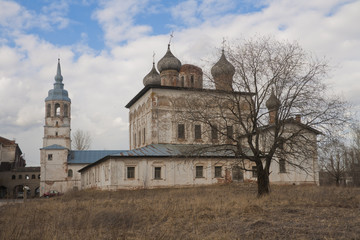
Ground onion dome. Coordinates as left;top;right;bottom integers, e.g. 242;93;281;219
143;62;161;86
266;89;281;110
211;49;235;78
157;44;181;73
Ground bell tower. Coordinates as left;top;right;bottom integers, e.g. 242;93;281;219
43;59;71;149
40;59;72;195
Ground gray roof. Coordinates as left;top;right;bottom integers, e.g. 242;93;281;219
110;143;249;157
41;144;68;150
79;144;251;172
67;150;125;164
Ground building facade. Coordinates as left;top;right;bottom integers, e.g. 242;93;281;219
79;44;320;190
0;136;40;198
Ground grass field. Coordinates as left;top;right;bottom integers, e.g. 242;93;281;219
0;183;359;240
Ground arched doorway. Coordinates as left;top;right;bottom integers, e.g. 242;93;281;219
13;185;24;198
0;186;7;198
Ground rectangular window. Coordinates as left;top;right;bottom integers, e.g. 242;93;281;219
196;166;203;178
127;167;135;179
215;166;222;178
138;131;141;146
211;125;218;140
195;125;201;140
252;166;257;178
279;159;286;173
154;167;161;179
227;126;233;140
143;128;146;144
178;124;185;139
48;154;53;160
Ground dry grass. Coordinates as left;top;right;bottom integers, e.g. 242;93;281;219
0;183;359;240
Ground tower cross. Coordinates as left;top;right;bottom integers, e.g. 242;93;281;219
222;37;226;51
169;31;174;45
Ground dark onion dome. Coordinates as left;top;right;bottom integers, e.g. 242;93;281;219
266;89;281;110
143;62;161;86
211;49;235;78
157;44;182;73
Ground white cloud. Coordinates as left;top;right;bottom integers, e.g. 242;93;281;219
170;0;238;26
0;0;33;29
171;0;200;26
92;0;152;46
40;0;70;29
0;0;70;34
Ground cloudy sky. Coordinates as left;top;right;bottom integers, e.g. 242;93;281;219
0;0;359;166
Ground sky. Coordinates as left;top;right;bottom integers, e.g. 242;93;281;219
0;0;359;166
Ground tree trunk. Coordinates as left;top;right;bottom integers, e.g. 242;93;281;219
257;168;270;197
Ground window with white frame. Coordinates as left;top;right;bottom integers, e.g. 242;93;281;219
279;159;286;173
214;166;222;178
154;167;161;179
196;166;203;178
127;166;135;179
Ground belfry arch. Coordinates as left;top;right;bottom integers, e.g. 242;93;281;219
55;103;61;116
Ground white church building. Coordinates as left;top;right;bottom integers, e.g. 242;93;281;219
40;44;319;195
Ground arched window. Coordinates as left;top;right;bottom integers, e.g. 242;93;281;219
25;175;29;180
46;104;51;117
190;75;194;87
55;103;61;116
12;175;16;180
68;169;73;178
18;175;22;179
64;104;68;117
38;174;40;179
181;76;184;87
32;175;35;179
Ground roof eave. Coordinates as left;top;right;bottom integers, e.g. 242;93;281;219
125;85;255;109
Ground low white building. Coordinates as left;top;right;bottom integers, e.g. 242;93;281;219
79;143;318;190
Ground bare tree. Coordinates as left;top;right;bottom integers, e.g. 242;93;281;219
348;126;360;186
319;138;348;186
176;37;348;196
72;129;92;150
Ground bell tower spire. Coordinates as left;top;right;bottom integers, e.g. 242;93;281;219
55;58;63;83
